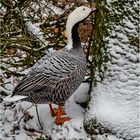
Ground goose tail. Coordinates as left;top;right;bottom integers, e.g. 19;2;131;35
2;94;28;102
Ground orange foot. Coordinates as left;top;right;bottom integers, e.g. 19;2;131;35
49;104;71;125
55;116;71;125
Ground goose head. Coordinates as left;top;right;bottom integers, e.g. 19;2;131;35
66;6;96;50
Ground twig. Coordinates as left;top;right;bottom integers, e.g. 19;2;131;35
86;3;95;64
34;103;44;137
1;65;25;76
28;97;43;134
18;104;34;124
87;2;97;96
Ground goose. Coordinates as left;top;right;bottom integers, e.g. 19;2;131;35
4;6;96;125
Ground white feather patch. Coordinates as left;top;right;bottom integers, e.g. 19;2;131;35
3;95;28;102
65;43;73;50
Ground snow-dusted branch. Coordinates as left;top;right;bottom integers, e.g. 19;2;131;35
0;86;12;95
24;20;48;50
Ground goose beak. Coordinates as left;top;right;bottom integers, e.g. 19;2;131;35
91;8;99;13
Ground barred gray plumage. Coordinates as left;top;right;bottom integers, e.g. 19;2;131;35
12;6;95;106
13;49;87;105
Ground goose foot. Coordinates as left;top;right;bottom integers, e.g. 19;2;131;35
55;116;71;125
54;105;71;125
49;104;71;124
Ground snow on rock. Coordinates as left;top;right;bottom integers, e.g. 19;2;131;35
91;134;123;140
74;83;89;104
84;1;139;140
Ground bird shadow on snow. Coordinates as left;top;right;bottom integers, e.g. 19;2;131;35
0;83;90;140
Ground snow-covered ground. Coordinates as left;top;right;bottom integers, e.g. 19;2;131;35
0;83;89;140
0;83;123;140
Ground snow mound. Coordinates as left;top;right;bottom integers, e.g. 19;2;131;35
84;0;139;140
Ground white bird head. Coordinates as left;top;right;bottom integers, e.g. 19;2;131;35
66;6;96;29
66;6;96;50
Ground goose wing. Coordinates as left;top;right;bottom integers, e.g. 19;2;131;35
13;52;78;95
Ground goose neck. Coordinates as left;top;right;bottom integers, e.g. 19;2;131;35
66;22;81;50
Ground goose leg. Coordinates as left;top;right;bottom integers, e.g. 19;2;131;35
49;103;57;117
49;103;66;117
54;105;71;125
